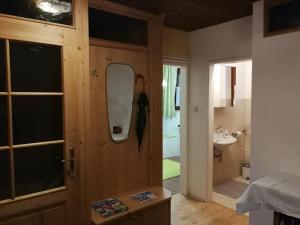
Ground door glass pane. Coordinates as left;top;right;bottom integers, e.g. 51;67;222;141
0;0;73;25
0;40;6;92
0;150;11;201
14;144;64;197
0;97;8;147
10;42;62;92
12;96;63;145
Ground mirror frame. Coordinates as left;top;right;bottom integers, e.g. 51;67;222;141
105;63;136;144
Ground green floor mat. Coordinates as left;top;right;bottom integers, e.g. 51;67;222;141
163;159;180;180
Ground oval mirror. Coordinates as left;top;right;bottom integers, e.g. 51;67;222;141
106;63;135;142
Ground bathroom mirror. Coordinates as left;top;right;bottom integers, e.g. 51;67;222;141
106;63;135;142
213;65;236;108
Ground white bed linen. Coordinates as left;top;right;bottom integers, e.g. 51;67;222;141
236;173;300;219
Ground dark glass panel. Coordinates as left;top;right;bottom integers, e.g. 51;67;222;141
0;97;8;147
0;0;72;25
10;42;62;92
269;0;300;33
14;144;64;197
0;151;11;201
12;96;63;144
89;8;148;47
0;40;6;91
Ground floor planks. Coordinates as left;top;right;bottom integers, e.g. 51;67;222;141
171;194;249;225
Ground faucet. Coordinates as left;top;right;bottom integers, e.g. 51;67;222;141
215;124;224;134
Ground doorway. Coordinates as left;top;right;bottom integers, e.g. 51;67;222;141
210;59;252;209
162;63;188;195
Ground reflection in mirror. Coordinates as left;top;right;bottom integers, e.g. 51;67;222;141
213;64;236;108
107;64;134;142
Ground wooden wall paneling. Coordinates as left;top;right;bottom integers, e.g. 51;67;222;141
89;46;150;202
84;2;165;224
89;0;159;21
86;6;164;222
0;205;65;225
0;213;41;225
62;29;81;225
42;206;65;225
0;191;66;218
89;38;149;53
73;0;90;224
139;201;170;225
148;16;164;187
0;17;64;46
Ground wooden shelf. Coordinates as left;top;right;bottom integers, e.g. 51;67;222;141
91;186;172;225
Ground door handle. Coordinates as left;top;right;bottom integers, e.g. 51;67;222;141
61;148;75;179
61;158;74;163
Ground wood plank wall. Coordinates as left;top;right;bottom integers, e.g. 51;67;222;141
86;0;163;205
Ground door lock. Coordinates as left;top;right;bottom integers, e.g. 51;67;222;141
61;148;75;179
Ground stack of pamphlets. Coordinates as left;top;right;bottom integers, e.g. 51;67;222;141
130;191;157;202
91;198;128;218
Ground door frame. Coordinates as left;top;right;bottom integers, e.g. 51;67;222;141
163;57;189;195
207;56;252;201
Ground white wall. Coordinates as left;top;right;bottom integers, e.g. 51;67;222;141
250;1;300;224
235;61;252;100
188;16;252;200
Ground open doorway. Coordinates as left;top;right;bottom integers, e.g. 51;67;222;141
162;63;188;195
210;59;252;209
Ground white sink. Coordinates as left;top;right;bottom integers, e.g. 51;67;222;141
213;132;237;149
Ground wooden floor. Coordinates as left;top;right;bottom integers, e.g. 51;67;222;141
171;194;249;225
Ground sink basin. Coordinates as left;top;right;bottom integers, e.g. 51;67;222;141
213;132;237;149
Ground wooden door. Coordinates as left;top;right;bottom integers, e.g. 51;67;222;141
0;5;84;225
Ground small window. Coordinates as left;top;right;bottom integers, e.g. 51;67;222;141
12;96;63;145
89;7;148;47
14;144;64;197
10;42;62;92
265;0;300;35
0;0;73;25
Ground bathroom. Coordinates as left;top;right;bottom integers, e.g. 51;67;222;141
211;60;252;209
